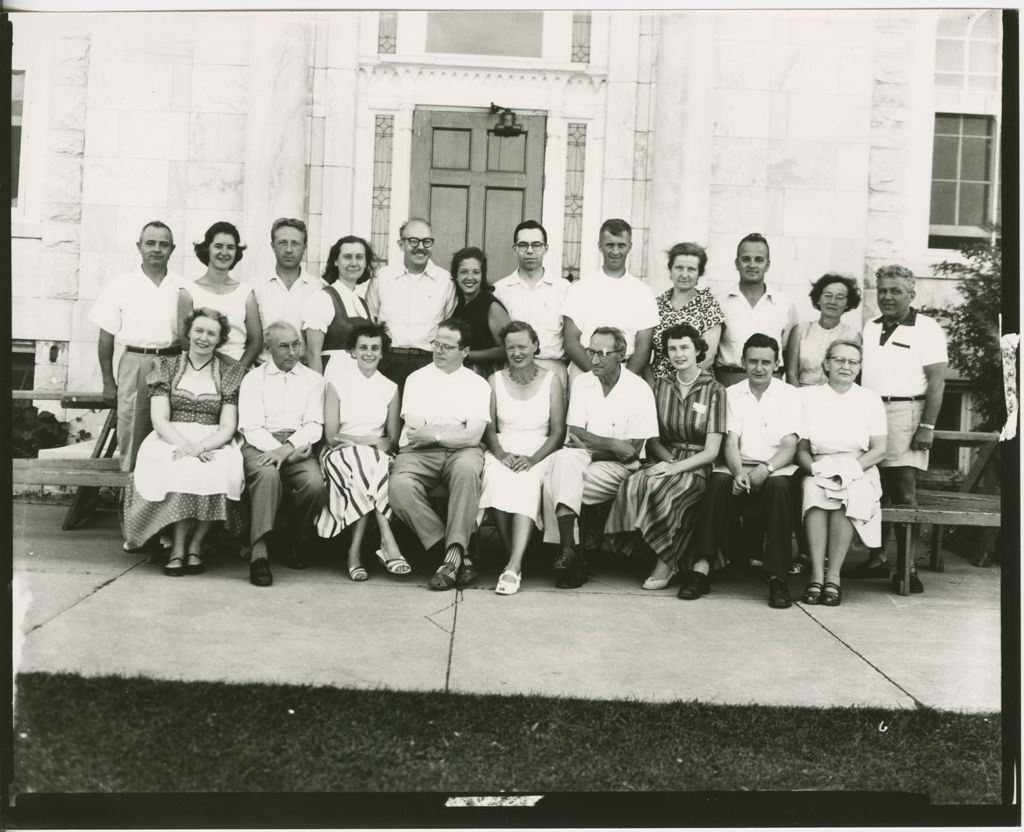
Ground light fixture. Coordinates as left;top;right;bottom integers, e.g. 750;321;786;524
490;103;524;138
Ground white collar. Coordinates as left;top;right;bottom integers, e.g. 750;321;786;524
264;360;302;378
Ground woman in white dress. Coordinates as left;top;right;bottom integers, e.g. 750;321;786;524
316;320;408;581
796;339;888;606
479;321;566;595
122;307;246;576
785;273;863;387
177;222;263;369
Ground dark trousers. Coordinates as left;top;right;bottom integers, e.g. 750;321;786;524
698;472;794;577
379;349;432;396
241;442;327;548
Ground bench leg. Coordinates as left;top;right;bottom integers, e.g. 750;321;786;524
894;525;913;596
929;523;945;572
62;408;118;532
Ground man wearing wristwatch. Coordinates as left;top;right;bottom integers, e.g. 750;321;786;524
692;333;801;608
846;265;948;593
388;318;491;591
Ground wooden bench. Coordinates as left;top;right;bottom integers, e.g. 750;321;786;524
883;429;1001;595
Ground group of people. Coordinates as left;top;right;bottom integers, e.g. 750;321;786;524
91;214;947;604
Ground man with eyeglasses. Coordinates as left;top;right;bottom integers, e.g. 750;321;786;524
715;232;797;388
365;217;455;393
493;220;570;391
846;265;948;593
540;326;658;588
561;218;659;383
389;317;491;591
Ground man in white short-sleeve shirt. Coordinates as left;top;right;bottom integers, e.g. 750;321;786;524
253;218;325;365
541;326;658;588
389;317;490;592
715;233;798;386
365;218;456;392
561;218;658;379
493;219;570;387
88;221;182;472
695;333;801;608
846;265;948;593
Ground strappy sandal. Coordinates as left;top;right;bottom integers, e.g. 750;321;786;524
788;554;810;575
164;556;185;577
821;581;842;607
376;548;411;575
348;564;369;582
801;581;823;605
428;561;459;591
184;552;205;575
495;570;522;596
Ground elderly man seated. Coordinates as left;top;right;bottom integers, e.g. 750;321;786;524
238;321;327;587
693;333;801;608
541;326;658;588
388;317;491;591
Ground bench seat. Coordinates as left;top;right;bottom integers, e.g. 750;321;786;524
13;458;126;488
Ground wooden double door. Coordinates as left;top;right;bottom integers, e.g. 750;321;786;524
410;108;547;282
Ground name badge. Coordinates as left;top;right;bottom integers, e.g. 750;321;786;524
692;402;707;414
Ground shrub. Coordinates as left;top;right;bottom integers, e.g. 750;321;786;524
12;400;70;458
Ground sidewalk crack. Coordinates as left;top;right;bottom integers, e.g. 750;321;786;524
444;590;461;692
23;560;146;636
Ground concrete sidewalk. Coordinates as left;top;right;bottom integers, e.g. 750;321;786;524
12;502;1002;712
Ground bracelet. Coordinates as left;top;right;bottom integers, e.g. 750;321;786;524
919;423;935;430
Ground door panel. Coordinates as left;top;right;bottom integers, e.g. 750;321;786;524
411;109;545;282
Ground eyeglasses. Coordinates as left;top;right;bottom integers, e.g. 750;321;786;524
430;340;460;353
820;293;848;302
514;242;546;252
402;237;434;250
585;347;623;359
828;357;861;366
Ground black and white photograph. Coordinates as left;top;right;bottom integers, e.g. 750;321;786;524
5;2;1018;826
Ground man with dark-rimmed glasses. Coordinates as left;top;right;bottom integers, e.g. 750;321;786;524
366;217;455;393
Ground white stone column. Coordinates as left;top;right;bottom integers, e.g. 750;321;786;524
241;16;314;282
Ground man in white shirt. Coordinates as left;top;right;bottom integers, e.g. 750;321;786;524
715;233;798;387
89;221;182;472
541;327;658;589
365;217;456;392
561;218;659;380
695;333;801;608
253;218;325;364
389;318;491;591
238;321;327;587
493;220;570;390
847;265;948;593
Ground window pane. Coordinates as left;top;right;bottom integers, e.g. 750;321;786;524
935;39;964;71
971;9;1001;40
937;10;971;36
426;11;543;58
969;42;1001;74
967;74;999;91
932;135;960;179
930;181;957;225
935;114;961;135
957;183;989;226
962;115;993;137
960;136;992;181
934;72;963;88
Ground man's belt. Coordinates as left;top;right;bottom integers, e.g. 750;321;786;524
880;395;926;403
389;347;431;355
124;345;181;356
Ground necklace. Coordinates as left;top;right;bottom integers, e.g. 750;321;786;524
676;367;700;386
188;355;214;372
509;365;539;386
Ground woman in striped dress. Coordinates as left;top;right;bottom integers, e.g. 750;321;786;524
604;323;727;590
315;320;408;581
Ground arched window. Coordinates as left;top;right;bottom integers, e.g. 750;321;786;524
934;9;1001;91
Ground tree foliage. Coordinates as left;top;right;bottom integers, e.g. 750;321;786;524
12;401;70;458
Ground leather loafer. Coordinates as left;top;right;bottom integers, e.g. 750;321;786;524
249;558;273;587
677;572;710;600
456;558;478;588
768;576;793;609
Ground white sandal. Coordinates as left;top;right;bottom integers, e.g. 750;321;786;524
494;570;522;595
642;568;678;591
375;548;411;575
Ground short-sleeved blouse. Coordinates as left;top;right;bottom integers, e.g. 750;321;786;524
147;352;244;426
323;359;397;437
795;320;863;386
653;372;727;454
800;382;887;456
651;288;725;380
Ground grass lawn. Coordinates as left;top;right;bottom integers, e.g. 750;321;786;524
12;671;1001;806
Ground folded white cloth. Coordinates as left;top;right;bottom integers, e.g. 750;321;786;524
803;453;882;546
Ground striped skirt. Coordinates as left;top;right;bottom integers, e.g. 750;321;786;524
316;444;392;539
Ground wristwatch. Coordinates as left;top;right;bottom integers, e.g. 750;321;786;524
762;462;775;474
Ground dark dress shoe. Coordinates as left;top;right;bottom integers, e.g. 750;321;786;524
554;553;588;588
842;560;889;579
677;572;710;600
284;549;307;570
249;558;273;587
456;558;478;588
891;572;924;594
768;576;793;609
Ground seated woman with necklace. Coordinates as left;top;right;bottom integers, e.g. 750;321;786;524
122;307;247;576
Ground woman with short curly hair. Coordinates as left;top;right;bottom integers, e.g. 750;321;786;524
784;273;862;387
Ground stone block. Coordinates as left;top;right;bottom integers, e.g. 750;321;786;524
325;11;361;69
166;160;188;210
44;203;83;224
45;155;84;205
864;211;903;258
704;232;741;282
171;64;193;112
766;140;836;189
39;251;79;299
47;128;86;156
67;339;105;392
874;30;913;58
319;166;354;237
636;33;655;83
714;11;778;42
600;178;633;220
830;237;867;277
709;185;771;234
630;180;649;231
11;237;43;300
602;84;639;180
784;235;832;284
71;298;102;342
634;81;652;132
42;222;81;253
606;13;640;81
711;137;768;187
873;54;912;84
787;93;871;143
782;189;867;239
82;157;168;208
87;61;174;111
48;84;88;132
765;187;785;236
872;80;911;109
310;117;326;168
188;112;248;163
185;162;245;210
786;13;873;46
713;88;772;139
867;147;906;193
771;43;839;94
51;63;89;86
632;131;650;182
867;190;907;213
838;47;874;95
52;35;90;65
117;111;190;161
34;340;68;367
116;207;185;253
193;16;253;66
834;143;871;191
190;65;250;114
871;106;909;132
311;67;327;118
715;40;773;91
12;297;74;340
305;214;323;270
322;70;358;167
868;124;910;150
308;167;324;217
90;15;194;63
84;107;119;157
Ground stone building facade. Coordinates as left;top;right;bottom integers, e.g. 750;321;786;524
10;9;1003;442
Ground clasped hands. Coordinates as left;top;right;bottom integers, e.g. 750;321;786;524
732;462;771;495
256;443;312;469
171;441;216;463
498;452;534;472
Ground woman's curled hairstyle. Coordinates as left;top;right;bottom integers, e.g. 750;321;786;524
323;235;376;285
193;221;245;268
184;306;231;350
661;322;708;364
